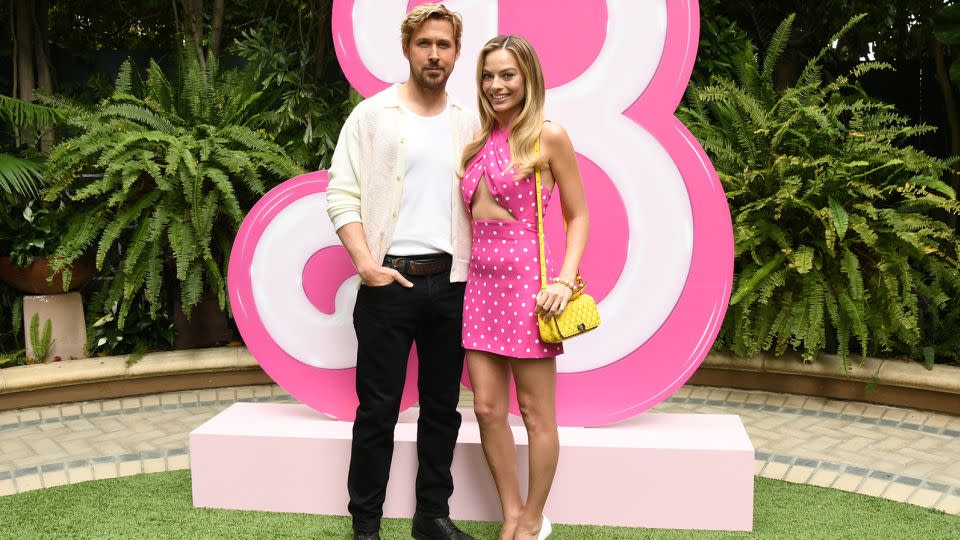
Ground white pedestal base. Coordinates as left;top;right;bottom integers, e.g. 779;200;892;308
190;403;754;531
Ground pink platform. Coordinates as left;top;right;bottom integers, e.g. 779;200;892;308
190;403;754;531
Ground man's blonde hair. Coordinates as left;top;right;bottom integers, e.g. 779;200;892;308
400;3;463;51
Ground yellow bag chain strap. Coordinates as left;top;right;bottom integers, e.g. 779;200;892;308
535;139;549;292
534;138;582;293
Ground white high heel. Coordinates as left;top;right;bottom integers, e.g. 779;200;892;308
537;516;552;539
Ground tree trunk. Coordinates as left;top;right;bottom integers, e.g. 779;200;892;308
12;0;36;147
9;0;53;151
934;44;960;166
9;0;19;146
933;41;960;228
32;0;53;152
179;0;206;69
210;0;224;58
170;0;182;38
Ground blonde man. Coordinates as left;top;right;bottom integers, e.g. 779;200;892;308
326;4;478;540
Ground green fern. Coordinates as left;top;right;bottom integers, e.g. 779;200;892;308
11;296;23;337
680;15;960;368
0;94;66;130
28;313;54;362
44;48;304;328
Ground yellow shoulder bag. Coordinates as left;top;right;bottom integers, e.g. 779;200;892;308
534;139;600;343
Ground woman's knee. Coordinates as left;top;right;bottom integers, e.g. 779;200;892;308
473;398;508;426
517;397;556;433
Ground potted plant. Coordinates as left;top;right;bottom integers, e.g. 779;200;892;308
43;49;303;345
0;193;95;294
0;93;94;362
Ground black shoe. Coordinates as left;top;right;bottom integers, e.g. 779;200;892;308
411;514;474;540
353;530;381;540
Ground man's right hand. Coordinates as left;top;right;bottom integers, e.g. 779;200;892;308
334;223;415;289
358;264;415;288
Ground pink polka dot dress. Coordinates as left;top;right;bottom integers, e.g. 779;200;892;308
460;126;563;358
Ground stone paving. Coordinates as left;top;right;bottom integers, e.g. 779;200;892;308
1;384;959;516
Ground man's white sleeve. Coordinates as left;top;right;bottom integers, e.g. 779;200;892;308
326;110;363;231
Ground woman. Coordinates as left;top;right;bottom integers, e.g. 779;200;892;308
458;35;589;540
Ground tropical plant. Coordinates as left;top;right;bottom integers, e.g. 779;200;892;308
692;11;755;84
28;312;54;362
680;15;960;370
0;94;66;197
229;19;358;170
0;94;65;133
0;196;73;268
935;3;960;87
0;93;77;362
0;289;24;361
85;291;175;363
43;49;303;328
0;153;43;198
0;349;25;367
702;0;960;187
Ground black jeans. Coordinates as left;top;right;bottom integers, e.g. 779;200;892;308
348;268;466;533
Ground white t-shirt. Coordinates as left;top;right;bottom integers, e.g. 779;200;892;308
388;105;456;256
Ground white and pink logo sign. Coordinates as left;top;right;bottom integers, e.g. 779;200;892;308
228;0;733;426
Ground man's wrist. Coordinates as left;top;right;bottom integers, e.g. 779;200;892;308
357;261;381;280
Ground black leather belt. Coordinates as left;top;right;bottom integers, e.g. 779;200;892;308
383;254;452;276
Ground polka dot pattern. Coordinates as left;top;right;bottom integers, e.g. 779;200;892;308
460;126;563;359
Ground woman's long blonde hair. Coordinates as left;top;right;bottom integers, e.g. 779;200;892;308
459;35;546;179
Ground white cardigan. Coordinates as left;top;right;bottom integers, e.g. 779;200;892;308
326;85;480;282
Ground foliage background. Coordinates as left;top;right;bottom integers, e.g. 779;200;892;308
2;1;960;367
0;0;347;361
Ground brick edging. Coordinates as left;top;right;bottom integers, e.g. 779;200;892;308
693;353;960;416
2;347;959;413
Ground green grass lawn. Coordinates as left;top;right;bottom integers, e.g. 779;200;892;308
0;471;957;539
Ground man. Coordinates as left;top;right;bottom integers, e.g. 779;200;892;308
326;4;479;540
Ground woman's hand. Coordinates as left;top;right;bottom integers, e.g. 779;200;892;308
536;282;574;319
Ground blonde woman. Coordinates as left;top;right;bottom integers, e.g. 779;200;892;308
459;35;588;540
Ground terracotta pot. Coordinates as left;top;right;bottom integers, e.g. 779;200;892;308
0;257;95;295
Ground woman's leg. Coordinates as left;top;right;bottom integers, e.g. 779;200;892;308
510;357;558;539
467;350;524;539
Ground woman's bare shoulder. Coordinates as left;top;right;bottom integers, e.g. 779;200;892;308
541;121;572;151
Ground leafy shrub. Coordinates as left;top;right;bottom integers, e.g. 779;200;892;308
0;196;72;268
680;15;960;370
692;8;755;84
229;20;359;170
0;94;64;198
85;294;175;364
44;49;303;327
